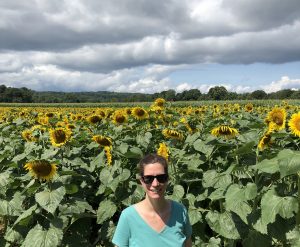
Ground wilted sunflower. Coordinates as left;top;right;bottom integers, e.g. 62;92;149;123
132;107;149;120
266;107;286;131
24;160;57;181
162;129;184;140
104;146;112;165
157;142;169;160
258;133;272;150
87;115;102;124
49;128;72;147
92;135;112;147
154;98;166;107
211;125;239;139
112;110;127;125
288;112;300;137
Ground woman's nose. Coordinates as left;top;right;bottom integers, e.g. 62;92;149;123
152;178;159;186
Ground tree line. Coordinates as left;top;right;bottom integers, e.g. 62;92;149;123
0;84;300;103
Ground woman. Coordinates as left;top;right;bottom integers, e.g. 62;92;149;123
112;153;192;247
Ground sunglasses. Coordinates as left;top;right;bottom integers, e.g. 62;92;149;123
141;174;168;184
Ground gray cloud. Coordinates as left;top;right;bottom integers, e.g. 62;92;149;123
0;0;300;92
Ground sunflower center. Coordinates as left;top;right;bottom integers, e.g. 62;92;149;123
116;115;126;123
273;115;283;125
53;129;67;143
32;161;52;176
136;109;145;116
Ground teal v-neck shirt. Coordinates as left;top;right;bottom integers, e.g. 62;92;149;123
112;200;192;247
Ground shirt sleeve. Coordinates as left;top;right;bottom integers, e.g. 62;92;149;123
183;205;192;238
112;210;130;247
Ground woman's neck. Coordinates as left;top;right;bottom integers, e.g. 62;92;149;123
144;196;169;214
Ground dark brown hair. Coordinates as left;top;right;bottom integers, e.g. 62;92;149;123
138;153;168;176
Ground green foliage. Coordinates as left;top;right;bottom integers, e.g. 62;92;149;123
1;100;300;246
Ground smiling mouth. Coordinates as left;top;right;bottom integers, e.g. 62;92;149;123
150;188;161;193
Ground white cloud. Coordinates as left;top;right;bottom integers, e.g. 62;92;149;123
262;76;300;93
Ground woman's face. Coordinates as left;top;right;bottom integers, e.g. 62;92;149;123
140;162;168;200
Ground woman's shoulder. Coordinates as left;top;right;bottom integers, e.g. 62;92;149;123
120;204;136;217
170;200;187;210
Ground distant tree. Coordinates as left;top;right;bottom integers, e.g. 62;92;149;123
207;86;228;100
227;92;238;100
290;90;300;99
251;90;267;99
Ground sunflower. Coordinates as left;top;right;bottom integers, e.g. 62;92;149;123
87;115;102;124
22;129;37;142
266;107;286;131
211;125;239;139
154;98;166;107
49;128;72;147
24;160;57;181
37;116;49;125
157;142;169;160
245;103;253;112
258;133;272;150
288;112;300;137
45;112;55;118
92;135;112;147
132;107;149;120
162;129;184;140
112;110;128;125
104;146;112;165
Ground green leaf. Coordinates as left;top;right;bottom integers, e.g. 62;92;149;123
136;132;152;149
21;224;63;247
188;208;202;225
124;146;143;158
225;184;256;223
193;139;214;157
13;205;37;226
35;186;66;214
170;185;185;200
234;141;255;155
65;184;79;194
205;211;242;239
278;149;300;178
261;188;298;225
0;171;11;187
252;157;279;174
97;200;117;224
99;167;114;185
0;193;24;216
202;170;232;189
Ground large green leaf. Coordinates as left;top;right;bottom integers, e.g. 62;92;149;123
261;189;298;225
225;184;256;223
188;207;202;225
21;224;63;247
0;192;24;216
97;200;117;224
202;170;232;189
234;141;256;156
167;184;185;201
13;205;37;226
277;149;300;178
193;139;214;157
35;186;66;214
252;157;279;174
205;211;242;240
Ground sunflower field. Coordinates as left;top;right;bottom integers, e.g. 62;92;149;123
1;99;300;246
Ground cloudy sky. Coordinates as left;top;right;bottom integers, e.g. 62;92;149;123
1;0;300;94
